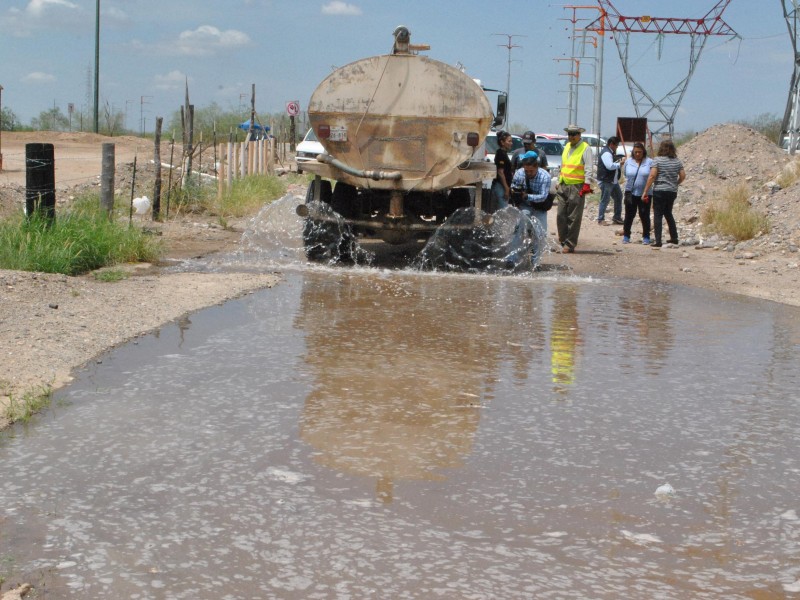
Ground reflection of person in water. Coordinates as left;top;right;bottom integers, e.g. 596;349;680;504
550;285;581;394
617;286;673;375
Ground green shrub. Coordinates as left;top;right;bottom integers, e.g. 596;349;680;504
702;184;770;241
0;199;162;275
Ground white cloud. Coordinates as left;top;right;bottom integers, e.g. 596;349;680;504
175;25;252;56
322;1;362;16
23;71;57;84
26;0;79;18
1;0;83;36
153;70;190;91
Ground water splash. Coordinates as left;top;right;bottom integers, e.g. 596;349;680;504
413;206;546;274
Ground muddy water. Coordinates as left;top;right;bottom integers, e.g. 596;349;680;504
2;197;800;598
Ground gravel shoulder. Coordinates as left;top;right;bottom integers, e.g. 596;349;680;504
2;126;799;430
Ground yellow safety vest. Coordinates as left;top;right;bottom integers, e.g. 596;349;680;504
560;141;589;184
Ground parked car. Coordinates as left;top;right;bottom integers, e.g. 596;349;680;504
536;133;568;146
481;131;525;163
295;128;325;174
533;140;565;178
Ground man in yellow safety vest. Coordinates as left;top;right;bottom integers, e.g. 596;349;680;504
557;124;595;253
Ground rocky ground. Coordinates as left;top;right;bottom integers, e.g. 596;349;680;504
1;124;799;434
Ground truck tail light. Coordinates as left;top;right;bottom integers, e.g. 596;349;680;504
318;124;330;139
467;132;479;147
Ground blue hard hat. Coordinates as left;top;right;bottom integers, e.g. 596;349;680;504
521;150;539;161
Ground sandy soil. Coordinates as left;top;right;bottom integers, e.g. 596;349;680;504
1;127;799;433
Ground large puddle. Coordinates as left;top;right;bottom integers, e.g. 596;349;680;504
2;195;800;599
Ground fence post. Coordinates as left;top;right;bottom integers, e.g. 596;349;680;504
227;142;234;188
217;143;226;200
99;142;115;216
268;137;275;175
153;117;163;220
25;143;56;223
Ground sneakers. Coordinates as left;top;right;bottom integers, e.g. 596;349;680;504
561;244;575;253
612;218;624;225
652;242;662;248
622;236;631;244
667;239;679;245
642;236;651;245
597;220;608;226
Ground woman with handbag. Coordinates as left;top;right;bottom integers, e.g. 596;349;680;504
642;140;686;248
621;142;653;245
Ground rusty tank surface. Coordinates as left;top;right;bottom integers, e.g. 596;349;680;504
298;26;508;255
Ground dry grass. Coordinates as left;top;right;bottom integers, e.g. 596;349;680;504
776;158;800;189
701;184;770;241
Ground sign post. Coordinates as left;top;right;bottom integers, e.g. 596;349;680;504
286;101;299;152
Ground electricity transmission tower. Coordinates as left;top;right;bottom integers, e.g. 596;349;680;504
587;0;738;139
781;0;800;154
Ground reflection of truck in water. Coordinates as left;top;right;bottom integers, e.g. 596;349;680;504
297;26;509;261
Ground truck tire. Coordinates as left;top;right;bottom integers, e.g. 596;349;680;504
302;180;353;262
304;180;332;204
331;182;358;220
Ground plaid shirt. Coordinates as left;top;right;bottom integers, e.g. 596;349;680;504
511;168;551;206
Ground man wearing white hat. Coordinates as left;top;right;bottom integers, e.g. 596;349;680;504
556;124;594;253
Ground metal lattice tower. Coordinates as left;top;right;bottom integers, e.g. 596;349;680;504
587;0;737;139
781;1;800;154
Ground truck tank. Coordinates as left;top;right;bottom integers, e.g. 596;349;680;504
299;26;505;252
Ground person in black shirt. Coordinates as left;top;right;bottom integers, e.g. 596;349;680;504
491;131;514;211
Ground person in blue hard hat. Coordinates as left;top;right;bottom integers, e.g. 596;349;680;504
511;151;553;265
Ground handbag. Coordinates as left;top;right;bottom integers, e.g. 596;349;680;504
521;174;555;211
625;162;642;205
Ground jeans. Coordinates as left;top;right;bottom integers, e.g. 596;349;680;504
491;180;509;212
597;180;623;222
521;206;548;265
652;190;678;244
622;193;651;238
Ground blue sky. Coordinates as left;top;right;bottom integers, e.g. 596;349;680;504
0;0;792;137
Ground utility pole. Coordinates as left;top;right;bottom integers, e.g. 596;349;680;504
781;0;800;154
125;99;134;132
93;0;100;133
562;6;604;135
140;95;152;136
492;33;525;128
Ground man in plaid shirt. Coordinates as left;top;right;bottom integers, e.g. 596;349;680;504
511;151;552;265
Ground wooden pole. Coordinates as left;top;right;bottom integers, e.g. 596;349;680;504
153;117;163;220
165;137;175;218
100;142;115;217
217;143;225;200
128;154;137;226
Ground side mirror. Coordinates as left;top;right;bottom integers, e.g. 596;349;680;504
493;93;507;128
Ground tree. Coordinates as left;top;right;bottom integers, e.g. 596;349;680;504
1;106;19;131
31;107;70;132
101;101;125;136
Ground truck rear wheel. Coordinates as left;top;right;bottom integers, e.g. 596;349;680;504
302;180;353;262
304;180;332;204
331;182;358;220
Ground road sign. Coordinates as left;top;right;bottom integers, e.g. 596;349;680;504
286;101;300;116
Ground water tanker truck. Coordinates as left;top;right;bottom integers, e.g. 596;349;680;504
297;26;520;264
